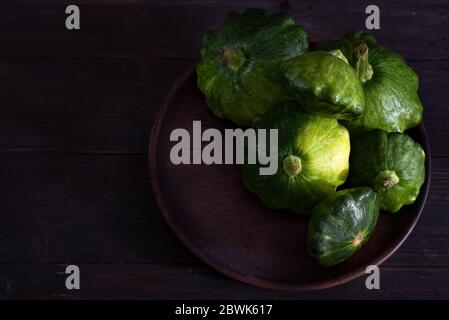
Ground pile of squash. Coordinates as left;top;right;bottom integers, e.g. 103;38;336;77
196;9;426;266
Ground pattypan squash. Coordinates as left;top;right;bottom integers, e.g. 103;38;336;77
318;32;423;134
243;102;350;214
197;9;309;127
282;50;364;120
307;187;380;267
347;130;426;213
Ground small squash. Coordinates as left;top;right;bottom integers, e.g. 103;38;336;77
347;130;426;213
307;187;380;267
317;32;423;134
196;9;309;127
243;102;350;214
282;50;364;120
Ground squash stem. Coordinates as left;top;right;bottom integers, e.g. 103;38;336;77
219;47;246;72
354;43;373;83
352;232;365;247
283;155;302;177
328;49;349;64
374;170;399;189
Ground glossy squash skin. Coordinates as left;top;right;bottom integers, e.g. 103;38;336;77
197;9;309;127
307;187;380;267
318;32;423;134
282;50;364;121
242;102;350;214
347;130;426;213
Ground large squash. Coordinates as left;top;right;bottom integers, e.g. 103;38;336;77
282;50;364;120
318;32;423;134
307;187;380;267
243;102;350;214
197;9;309;127
347;130;426;213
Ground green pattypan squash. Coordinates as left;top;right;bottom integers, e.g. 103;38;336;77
196;9;309;126
282;50;364;120
243;102;350;214
347;130;426;213
317;32;423;134
307;187;380;267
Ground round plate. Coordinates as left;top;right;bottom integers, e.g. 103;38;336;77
149;65;431;291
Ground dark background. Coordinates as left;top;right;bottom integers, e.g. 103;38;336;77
0;0;448;299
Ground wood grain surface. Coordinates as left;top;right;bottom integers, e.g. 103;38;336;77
0;0;448;299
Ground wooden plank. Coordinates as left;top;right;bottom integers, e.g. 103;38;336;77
0;154;197;264
0;59;192;153
0;59;447;156
1;263;449;299
0;154;446;267
0;1;447;59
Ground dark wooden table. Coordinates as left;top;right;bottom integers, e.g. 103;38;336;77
0;0;448;299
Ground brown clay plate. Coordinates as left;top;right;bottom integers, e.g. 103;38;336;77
149;65;431;291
